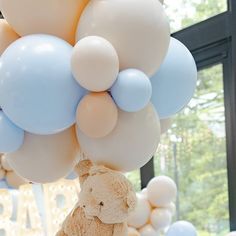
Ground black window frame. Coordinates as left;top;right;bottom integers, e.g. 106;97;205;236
141;0;236;231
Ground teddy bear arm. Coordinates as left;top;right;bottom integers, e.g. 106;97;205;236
113;223;128;236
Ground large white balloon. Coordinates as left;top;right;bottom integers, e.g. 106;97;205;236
77;104;160;172
147;176;177;207
128;194;152;228
7;126;79;183
76;0;170;77
150;208;172;230
6;171;28;189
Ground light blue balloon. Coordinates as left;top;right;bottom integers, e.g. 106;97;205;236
66;171;78;180
0;111;24;153
166;221;198;236
111;69;152;112
0;180;8;189
0;34;86;135
151;37;197;119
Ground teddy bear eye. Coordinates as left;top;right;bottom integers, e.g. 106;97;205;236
89;188;93;193
99;201;104;206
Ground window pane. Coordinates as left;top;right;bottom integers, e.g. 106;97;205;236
164;0;227;32
126;170;141;192
154;64;229;235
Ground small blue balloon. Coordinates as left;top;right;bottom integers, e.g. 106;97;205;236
111;69;152;112
0;180;8;189
0;111;24;153
151;37;197;119
166;221;198;236
0;34;86;135
66;171;78;180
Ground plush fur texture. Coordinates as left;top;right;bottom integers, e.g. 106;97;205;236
56;160;137;236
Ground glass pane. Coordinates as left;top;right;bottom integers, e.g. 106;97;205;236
164;0;227;32
154;64;229;235
126;170;141;192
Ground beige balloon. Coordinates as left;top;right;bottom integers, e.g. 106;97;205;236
7;126;79;183
0;19;19;55
6;171;28;189
1;155;13;171
76;0;170;77
71;36;119;91
0;0;89;44
160;118;173;134
150;208;172;230
77;103;161;172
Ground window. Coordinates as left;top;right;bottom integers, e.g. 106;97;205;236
154;64;229;235
164;0;227;32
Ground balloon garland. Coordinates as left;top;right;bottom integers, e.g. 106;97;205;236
0;0;197;235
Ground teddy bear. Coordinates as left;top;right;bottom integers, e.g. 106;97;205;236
56;160;137;236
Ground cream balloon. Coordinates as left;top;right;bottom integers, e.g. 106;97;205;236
76;0;170;76
0;19;19;55
128;194;152;228
77;103;161;172
147;176;177;207
0;0;89;44
160;118;173;134
165;202;176;216
139;225;160;236
7;126;79;183
6;171;28;189
1;155;13;171
71;36;119;91
150;208;172;230
0;168;5;180
128;227;140;236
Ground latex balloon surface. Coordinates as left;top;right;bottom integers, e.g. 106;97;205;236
0;0;89;44
151;37;197;118
77;0;170;76
0;34;85;135
7;126;79;183
77;103;160;172
71;36;119;91
166;221;197;236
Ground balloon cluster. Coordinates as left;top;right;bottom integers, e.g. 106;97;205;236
128;176;177;236
0;155;28;189
0;0;197;183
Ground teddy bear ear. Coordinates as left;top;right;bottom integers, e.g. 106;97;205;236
125;191;137;213
89;165;109;176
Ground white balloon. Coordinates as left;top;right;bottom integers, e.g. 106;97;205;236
164;202;176;216
139;225;160;236
6;171;28;188
7;126;79;183
77;104;160;172
71;36;119;92
160;118;172;134
147;176;177;207
1;155;13;171
128;227;140;236
140;188;148;199
128;194;152;228
150;208;172;230
76;0;170;77
0;168;6;180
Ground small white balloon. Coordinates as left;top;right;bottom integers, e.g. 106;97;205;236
6;171;28;188
150;208;172;230
228;233;236;236
165;202;176;216
139;225;160;236
160;118;172;134
0;168;6;180
1;155;13;171
140;188;148;199
128;194;152;228
128;227;140;236
71;36;119;92
147;176;177;207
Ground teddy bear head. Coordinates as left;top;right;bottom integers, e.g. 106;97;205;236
79;165;137;224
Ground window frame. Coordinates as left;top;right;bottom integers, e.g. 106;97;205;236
141;0;236;230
